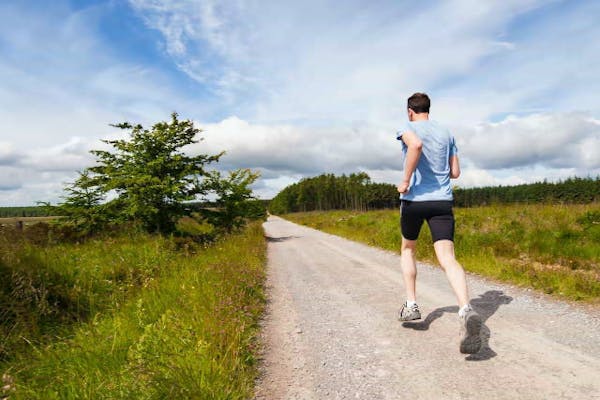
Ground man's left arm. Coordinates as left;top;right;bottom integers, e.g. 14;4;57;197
449;136;460;179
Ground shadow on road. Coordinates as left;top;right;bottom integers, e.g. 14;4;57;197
401;290;513;361
265;235;301;242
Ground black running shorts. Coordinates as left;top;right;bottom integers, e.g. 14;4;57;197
400;200;455;242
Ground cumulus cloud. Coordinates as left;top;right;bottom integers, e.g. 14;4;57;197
22;137;97;172
194;112;600;197
207;112;599;175
0;136;98;203
2;110;598;204
458;112;600;170
194;116;404;176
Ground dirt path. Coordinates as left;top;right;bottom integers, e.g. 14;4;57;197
254;216;600;400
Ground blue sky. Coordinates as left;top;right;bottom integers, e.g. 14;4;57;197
0;0;599;205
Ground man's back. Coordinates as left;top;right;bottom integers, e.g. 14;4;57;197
397;120;457;202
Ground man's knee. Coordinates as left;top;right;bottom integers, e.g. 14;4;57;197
436;253;457;267
433;240;458;265
401;238;417;253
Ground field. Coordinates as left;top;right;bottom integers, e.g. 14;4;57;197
0;222;266;399
0;216;60;226
283;203;600;301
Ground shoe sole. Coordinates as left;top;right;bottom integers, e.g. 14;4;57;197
398;313;421;322
460;313;482;354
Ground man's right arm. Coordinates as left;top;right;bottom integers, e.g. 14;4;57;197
398;130;423;193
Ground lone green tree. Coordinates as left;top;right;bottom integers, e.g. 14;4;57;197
84;112;223;233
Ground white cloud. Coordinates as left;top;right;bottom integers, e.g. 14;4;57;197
453;168;526;188
194;116;404;175
0;163;76;205
197;111;600;178
2;109;598;205
22;137;96;172
0;135;101;204
196;112;600;197
458;112;600;170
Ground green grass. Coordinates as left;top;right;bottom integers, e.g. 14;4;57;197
283;204;600;301
0;222;266;399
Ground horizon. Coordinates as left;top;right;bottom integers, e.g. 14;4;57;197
2;175;598;208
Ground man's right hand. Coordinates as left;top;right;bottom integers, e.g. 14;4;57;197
397;180;410;194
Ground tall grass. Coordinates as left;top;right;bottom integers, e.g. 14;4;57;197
283;204;600;301
1;222;266;399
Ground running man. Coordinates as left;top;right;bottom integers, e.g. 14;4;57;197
396;92;482;354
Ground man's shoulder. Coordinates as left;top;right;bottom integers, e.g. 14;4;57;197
428;120;453;135
429;119;447;129
398;119;452;137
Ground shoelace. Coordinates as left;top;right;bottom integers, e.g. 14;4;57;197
401;304;418;315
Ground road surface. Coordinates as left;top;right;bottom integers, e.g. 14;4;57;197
254;216;600;400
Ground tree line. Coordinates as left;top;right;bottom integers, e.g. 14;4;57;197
0;207;51;218
268;173;400;214
268;174;599;214
453;176;599;207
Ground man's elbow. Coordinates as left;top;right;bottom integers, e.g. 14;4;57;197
409;140;423;151
450;169;460;179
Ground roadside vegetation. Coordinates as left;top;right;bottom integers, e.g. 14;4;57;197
1;222;266;399
283;204;600;302
1;113;268;398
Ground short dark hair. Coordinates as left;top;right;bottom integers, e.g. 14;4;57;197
407;92;430;114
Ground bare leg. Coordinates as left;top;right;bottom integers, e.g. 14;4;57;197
433;240;469;307
401;237;418;302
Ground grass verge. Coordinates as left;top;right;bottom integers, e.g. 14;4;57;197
1;222;266;399
283;204;600;302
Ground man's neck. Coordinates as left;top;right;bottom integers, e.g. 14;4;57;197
410;113;429;122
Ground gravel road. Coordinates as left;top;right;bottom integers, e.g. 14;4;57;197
254;216;600;400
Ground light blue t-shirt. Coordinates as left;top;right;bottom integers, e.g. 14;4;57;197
396;120;458;201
